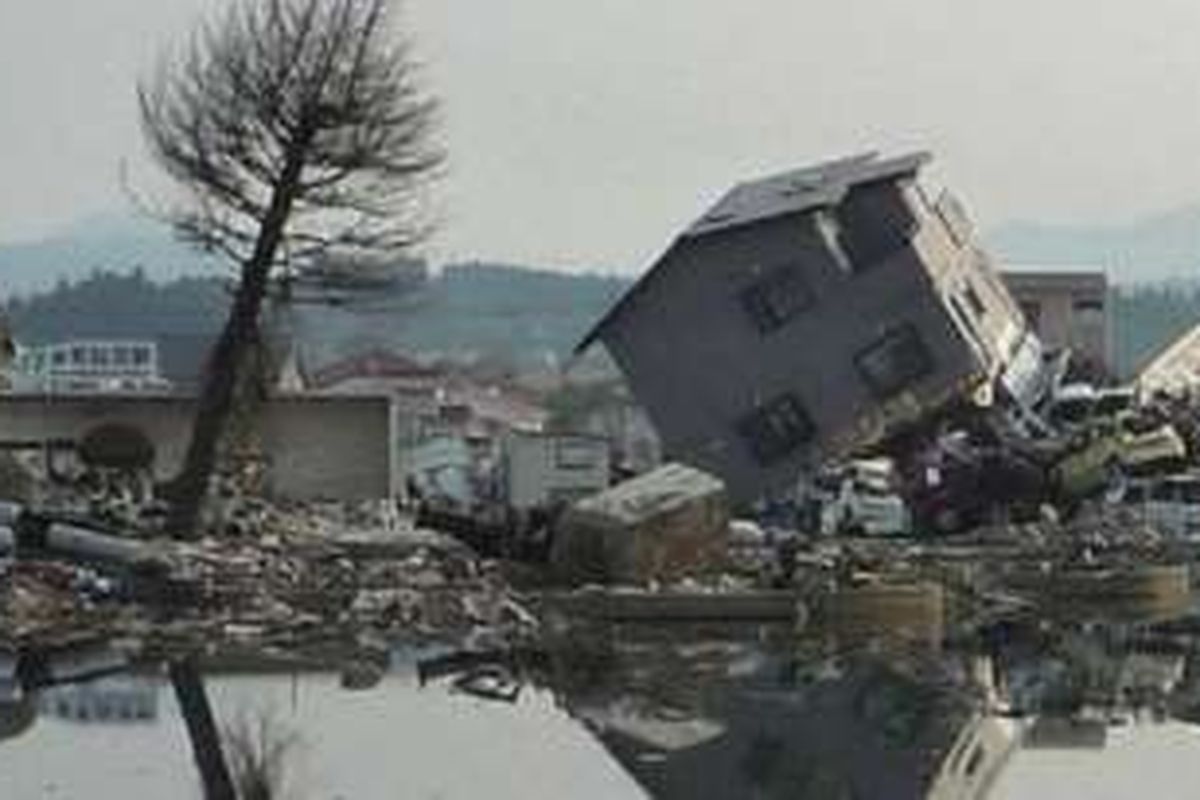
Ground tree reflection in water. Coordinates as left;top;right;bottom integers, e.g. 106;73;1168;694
1;594;1200;799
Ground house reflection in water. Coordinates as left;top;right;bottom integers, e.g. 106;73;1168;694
40;677;160;724
545;623;1016;800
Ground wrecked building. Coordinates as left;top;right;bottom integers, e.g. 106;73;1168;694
7;339;172;395
576;152;1035;501
0;393;395;501
503;431;611;511
1002;270;1111;379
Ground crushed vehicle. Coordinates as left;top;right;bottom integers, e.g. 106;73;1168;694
899;428;1049;534
814;458;911;537
1044;383;1137;432
1053;416;1187;502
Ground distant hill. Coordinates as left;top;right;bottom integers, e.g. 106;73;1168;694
0;214;225;296
988;205;1200;285
9;202;1200;294
988;205;1200;375
9;206;1200;382
3;269;228;387
292;262;630;371
3;263;631;386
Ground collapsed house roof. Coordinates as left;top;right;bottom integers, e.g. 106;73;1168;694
685;151;930;238
575;151;931;354
1137;321;1200;396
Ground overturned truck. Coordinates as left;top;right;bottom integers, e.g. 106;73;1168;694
576;151;1044;503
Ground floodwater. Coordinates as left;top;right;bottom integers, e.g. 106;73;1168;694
0;645;645;800
5;599;1200;799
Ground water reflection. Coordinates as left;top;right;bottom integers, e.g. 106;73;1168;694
0;639;641;799
534;621;1009;800
2;591;1200;798
41;676;159;723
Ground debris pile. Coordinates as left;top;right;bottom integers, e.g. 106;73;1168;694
0;492;537;651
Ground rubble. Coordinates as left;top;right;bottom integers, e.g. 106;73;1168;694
9;254;1200;675
0;462;540;654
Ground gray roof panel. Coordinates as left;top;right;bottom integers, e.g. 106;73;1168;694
685;151;930;238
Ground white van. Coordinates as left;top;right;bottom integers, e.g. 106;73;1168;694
817;458;911;537
1046;383;1137;431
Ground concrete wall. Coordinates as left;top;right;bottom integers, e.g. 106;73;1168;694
0;394;393;501
917;190;1027;376
1002;271;1110;377
598;181;996;501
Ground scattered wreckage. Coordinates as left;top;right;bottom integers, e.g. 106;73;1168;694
11;150;1200;692
0;461;538;653
520;151;1200;641
564;148;1200;550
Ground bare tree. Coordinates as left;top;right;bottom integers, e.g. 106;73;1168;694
139;0;442;536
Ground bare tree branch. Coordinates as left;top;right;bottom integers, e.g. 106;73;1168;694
140;0;442;537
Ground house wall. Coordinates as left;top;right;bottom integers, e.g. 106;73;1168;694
0;394;393;500
580;398;662;474
600;183;987;501
914;190;1027;378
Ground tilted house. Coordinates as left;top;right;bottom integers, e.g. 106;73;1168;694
576;152;1032;501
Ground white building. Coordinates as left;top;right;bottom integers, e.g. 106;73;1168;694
10;339;171;394
503;431;610;510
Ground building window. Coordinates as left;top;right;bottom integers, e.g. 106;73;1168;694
934;191;973;247
964;284;986;317
1019;301;1042;331
131;347;150;367
737;392;815;466
554;438;599;470
834;182;918;272
739;262;814;335
856;324;934;398
1073;298;1104;313
964;745;986;778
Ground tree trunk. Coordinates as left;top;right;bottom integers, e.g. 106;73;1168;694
165;142;310;538
170;657;237;800
163;263;272;536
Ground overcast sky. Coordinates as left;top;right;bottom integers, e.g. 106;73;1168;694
4;0;1200;273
